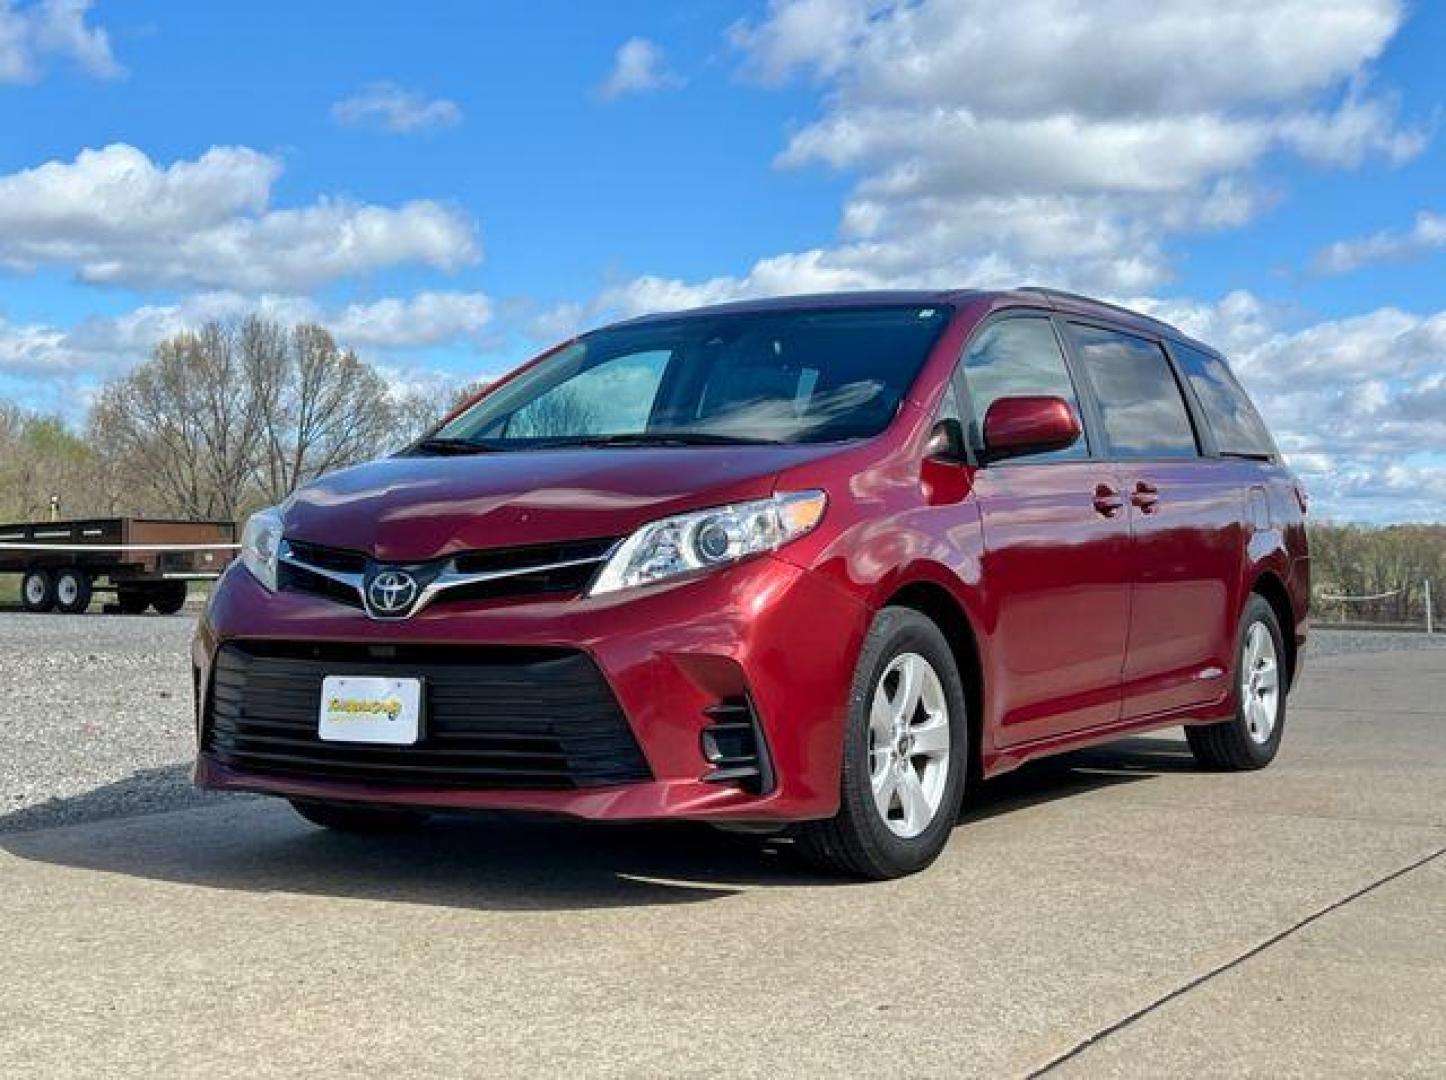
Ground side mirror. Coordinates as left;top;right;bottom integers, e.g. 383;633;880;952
982;396;1081;461
924;417;966;462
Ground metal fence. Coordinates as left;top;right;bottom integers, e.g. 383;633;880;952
1313;581;1436;633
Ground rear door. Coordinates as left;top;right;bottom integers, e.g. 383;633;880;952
1062;322;1242;720
959;315;1132;747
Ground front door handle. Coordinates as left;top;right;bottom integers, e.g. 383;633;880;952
1131;480;1160;513
1092;484;1124;516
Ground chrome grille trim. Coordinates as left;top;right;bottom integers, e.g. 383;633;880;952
278;539;616;620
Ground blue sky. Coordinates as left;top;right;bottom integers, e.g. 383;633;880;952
0;0;1443;520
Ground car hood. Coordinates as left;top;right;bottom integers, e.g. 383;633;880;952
282;444;842;562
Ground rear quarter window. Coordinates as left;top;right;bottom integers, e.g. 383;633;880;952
1172;342;1276;458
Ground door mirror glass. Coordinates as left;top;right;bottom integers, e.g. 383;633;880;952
982;396;1081;460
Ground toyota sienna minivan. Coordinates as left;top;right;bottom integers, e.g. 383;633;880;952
195;288;1310;878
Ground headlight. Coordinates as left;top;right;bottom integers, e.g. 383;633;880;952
589;490;827;596
240;506;284;592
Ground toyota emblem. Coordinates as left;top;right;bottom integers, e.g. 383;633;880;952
367;570;420;616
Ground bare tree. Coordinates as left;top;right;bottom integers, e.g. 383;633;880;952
252;322;398;504
90;325;266;520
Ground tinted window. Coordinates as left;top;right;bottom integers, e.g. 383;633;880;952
435;306;950;446
960;317;1087;461
1172;343;1275;457
1067;324;1198;459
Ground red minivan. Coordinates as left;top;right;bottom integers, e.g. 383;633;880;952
194;288;1310;878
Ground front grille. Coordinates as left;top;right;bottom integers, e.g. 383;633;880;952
203;641;651;790
278;537;617;611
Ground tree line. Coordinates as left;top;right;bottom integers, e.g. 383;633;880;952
1;317;474;524
1309;522;1444;626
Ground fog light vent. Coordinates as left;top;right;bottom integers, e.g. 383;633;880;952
700;696;774;795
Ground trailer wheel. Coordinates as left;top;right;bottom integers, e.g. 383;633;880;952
116;587;150;615
54;569;93;614
21;569;56;613
151;581;188;615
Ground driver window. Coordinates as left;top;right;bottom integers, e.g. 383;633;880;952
961;318;1087;461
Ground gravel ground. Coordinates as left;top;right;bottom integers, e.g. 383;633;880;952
0;610;244;834
0;611;1440;834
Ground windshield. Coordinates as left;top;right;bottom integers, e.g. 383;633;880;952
426;305;951;449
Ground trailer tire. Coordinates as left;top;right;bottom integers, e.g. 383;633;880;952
151;581;188;615
55;569;93;614
21;569;56;613
116;587;150;615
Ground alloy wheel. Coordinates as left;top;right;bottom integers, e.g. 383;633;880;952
868;652;951;838
1240;622;1280;745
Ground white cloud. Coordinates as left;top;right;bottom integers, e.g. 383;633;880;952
0;289;495;383
711;0;1423;296
0;0;122;84
1135;292;1446;522
596;37;682;101
329;291;493;349
331;82;463;133
1313;210;1446;274
0;143;480;290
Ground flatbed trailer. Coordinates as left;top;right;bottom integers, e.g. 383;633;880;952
0;517;237;615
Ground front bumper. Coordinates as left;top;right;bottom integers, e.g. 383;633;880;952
193;555;871;822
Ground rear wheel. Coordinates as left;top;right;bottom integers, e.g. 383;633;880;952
54;569;93;614
1186;594;1286;770
289;799;431;834
150;581;188;615
21;569;56;613
795;607;968;879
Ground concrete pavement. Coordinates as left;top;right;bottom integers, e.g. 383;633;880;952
0;647;1441;1078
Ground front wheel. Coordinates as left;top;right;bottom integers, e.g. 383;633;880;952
795;607;968;879
289;799;431;834
1186;594;1287;770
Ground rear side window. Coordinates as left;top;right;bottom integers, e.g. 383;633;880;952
960;317;1087;461
1172;343;1276;458
1067;324;1198;459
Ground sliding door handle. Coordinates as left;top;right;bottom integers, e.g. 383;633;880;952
1131;480;1160;512
1092;484;1124;516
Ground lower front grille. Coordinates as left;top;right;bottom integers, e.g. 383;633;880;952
203;642;651;790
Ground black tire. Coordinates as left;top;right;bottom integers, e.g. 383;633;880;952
289;799;431;834
150;581;188;615
115;587;150;615
795;607;969;879
54;569;93;614
21;569;56;613
1186;594;1287;771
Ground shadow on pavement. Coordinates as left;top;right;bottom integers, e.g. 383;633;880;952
0;736;1186;912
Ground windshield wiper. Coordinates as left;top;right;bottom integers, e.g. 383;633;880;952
550;432;785;448
409;436;508;456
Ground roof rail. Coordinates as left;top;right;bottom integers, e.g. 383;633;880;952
1015;286;1179;334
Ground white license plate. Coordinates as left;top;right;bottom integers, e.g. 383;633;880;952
318;676;422;745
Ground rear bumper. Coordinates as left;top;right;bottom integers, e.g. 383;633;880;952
194;555;871;822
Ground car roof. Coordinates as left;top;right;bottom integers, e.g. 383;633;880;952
611;286;1204;351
